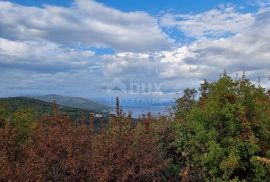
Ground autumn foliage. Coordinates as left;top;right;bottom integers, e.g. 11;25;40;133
1;73;270;181
0;106;174;181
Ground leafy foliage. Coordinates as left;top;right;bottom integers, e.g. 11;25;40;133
174;73;270;181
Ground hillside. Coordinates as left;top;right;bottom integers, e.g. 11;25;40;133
0;97;110;121
1;75;270;181
29;94;111;113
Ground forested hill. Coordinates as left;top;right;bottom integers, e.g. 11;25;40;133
29;94;111;113
0;97;109;120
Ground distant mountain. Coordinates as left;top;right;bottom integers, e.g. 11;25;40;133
29;94;111;113
0;97;110;121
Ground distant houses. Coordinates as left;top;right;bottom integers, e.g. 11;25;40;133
95;113;103;118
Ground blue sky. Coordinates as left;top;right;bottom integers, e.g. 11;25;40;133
9;0;258;13
0;0;270;101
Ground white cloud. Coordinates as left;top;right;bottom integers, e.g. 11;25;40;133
0;38;96;72
1;1;270;98
0;0;172;52
256;0;270;8
100;8;270;93
160;5;255;38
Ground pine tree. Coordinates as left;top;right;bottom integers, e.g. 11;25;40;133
116;96;120;117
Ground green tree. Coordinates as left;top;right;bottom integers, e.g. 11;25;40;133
174;88;197;120
174;74;270;181
11;108;34;143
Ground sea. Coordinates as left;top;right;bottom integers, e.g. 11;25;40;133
121;105;171;118
96;97;175;118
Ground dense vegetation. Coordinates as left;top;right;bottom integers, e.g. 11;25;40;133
0;97;110;121
0;74;269;181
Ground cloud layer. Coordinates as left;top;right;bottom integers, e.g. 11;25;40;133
0;0;172;52
160;5;255;38
0;0;270;98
